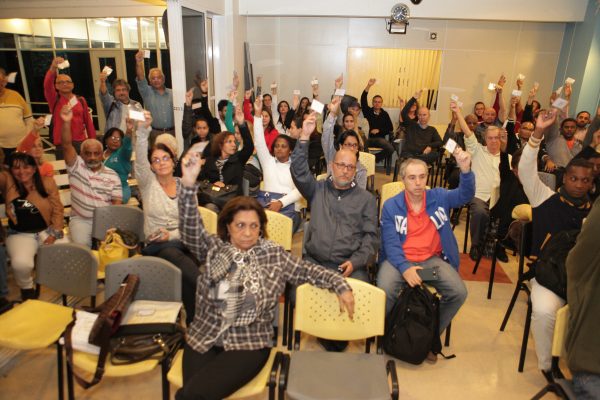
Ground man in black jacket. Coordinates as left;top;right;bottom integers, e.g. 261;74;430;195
361;79;395;173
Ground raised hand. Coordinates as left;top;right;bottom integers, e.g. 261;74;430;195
33;116;46;131
181;143;205;188
135;50;144;63
564;83;572;100
516;77;524;90
449;101;461;114
334;74;344;89
254;96;263;117
185;88;194;107
328;96;341;116
454;147;472;173
414;89;423;99
51;57;65;71
301;112;316;140
367;78;376;87
497;74;507;90
142;110;153;129
535;109;557;132
256;76;262;87
99;72;107;83
60;105;73;122
125;118;136;133
228;90;238;104
232;71;239;90
234;105;245;125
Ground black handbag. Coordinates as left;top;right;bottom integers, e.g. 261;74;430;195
198;180;239;208
110;328;184;365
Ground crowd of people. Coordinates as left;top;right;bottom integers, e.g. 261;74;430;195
0;59;599;399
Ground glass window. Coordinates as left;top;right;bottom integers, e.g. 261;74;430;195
52;19;89;49
140;17;157;49
0;50;24;96
124;49;149;105
160;49;172;89
20;51;54;104
121;18;139;49
88;18;120;49
157;17;168;49
0;33;16;49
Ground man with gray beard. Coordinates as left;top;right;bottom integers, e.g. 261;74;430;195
61;105;122;248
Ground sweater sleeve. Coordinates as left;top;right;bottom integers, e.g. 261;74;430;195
44;70;58;111
321;114;336;166
237;123;254;165
134;126;154;189
381;199;410;274
253;116;271;165
349;194;378;268
44;178;65;234
290;140;317;201
519;139;554;208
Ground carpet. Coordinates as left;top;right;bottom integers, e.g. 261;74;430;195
458;253;512;284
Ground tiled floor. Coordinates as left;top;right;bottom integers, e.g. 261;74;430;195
0;168;556;399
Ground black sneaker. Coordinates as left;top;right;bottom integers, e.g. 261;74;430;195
495;247;509;263
469;246;481;262
20;288;37;301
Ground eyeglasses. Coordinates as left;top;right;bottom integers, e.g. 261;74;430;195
333;162;356;171
151;155;172;164
342;142;359;149
110;136;122;141
56;80;73;85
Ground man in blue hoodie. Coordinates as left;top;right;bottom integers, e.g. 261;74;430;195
378;147;475;337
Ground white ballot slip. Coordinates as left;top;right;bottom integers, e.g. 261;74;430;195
552;98;568;110
57;60;70;70
270;83;277;89
533;82;540;90
71;311;101;355
144;50;151;58
444;138;457;154
102;66;113;76
512;90;522;97
565;77;575;85
44;114;53;126
191;102;202;110
334;89;346;97
7;72;17;83
293;90;301;95
457;101;464;108
129;109;146;121
311;79;319;85
488;82;496;91
450;94;459;102
310;99;325;114
555;86;563;96
517;73;526;81
68;96;78;109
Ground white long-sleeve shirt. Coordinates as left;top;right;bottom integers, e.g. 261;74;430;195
465;133;509;207
253;116;302;209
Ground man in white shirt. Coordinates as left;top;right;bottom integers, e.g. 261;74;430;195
452;101;509;260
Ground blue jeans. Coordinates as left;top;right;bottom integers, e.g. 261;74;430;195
377;257;467;333
0;245;7;297
573;372;600;400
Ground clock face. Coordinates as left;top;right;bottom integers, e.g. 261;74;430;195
391;3;410;22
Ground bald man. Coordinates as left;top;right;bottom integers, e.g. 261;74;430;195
400;103;443;165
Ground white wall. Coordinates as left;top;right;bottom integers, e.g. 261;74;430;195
247;16;565;125
239;0;588;22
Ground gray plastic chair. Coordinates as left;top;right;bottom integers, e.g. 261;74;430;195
105;256;181;302
538;171;557;191
35;243;98;306
91;205;145;243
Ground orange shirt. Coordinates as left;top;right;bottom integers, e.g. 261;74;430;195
402;192;443;262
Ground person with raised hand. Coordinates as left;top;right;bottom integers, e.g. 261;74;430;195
175;141;354;400
98;70;141;133
361;78;395;173
16;116;55;177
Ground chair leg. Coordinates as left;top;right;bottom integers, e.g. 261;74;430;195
65;341;74;400
56;341;65;400
487;242;499;300
471;245;485;274
287;301;294;351
531;385;551;400
518;299;533;373
62;294;68;306
282;286;289;347
161;359;170;400
463;207;470;254
500;280;526;331
444;322;451;347
90;296;96;308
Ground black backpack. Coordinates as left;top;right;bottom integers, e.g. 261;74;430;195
383;285;451;365
534;229;579;301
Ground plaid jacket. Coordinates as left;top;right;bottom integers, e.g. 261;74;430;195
179;185;351;352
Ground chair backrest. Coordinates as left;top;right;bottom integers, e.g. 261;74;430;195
35;243;98;298
198;206;218;235
294;278;386;341
538;172;557;191
511;204;532;222
552;305;569;358
92;205;145;242
379;181;405;217
264;209;293;251
359;151;376;192
105;256;181;302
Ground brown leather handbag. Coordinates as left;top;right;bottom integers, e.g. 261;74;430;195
65;274;140;388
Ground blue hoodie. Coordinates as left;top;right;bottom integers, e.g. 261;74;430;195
380;171;475;273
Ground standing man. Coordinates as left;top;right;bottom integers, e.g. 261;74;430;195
135;50;174;144
0;68;33;157
44;57;96;159
361;78;395;174
377;148;473;361
99;72;141;133
61;105;122;248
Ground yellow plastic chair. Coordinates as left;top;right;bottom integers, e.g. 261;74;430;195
280;278;398;400
167;347;283;399
0;300;74;399
512;203;532;221
532;305;574;399
264;209;293;251
198;206;218;235
359;151;376;192
378;181;405;219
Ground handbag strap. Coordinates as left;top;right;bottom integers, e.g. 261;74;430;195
64;310;112;389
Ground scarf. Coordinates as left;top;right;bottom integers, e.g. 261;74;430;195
557;186;591;209
215;158;228;182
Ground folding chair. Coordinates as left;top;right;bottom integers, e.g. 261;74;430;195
280;278;398;400
91;205;145;246
198;206;218;235
359;151;376;192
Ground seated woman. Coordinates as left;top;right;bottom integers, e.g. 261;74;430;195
103;125;133;204
183;89;212;154
1;153;66;301
275;100;295;134
198;106;254;212
16;116;54;178
252;97;303;232
260;106;279;152
175;149;354;400
322;97;367;189
134;111;200;323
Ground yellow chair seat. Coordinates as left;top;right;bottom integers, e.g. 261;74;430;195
73;351;159;377
167;348;278;399
0;300;73;350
